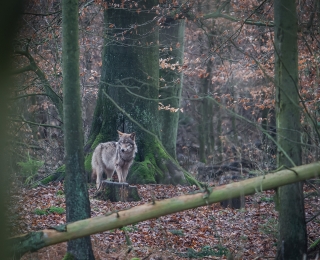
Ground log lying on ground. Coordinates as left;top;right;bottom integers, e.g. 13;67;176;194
10;162;320;259
94;180;141;202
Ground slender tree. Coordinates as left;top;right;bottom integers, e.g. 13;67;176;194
159;20;185;159
274;0;307;258
62;0;95;258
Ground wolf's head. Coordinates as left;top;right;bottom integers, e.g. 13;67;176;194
117;130;137;154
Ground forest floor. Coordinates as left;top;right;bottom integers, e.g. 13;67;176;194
8;180;320;260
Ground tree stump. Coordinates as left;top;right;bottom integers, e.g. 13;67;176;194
220;196;245;209
219;174;245;209
94;180;141;202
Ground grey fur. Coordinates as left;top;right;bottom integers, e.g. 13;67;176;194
91;131;137;189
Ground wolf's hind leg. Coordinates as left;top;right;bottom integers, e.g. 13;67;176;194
105;169;115;181
96;169;103;190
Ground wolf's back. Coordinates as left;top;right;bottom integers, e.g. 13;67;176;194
100;142;117;170
91;142;117;182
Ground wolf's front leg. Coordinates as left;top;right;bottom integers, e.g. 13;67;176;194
122;170;129;183
96;171;103;189
115;166;124;183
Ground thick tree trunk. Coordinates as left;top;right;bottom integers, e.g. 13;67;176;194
85;8;190;185
10;161;320;259
62;0;95;259
274;0;307;258
159;20;185;159
0;1;24;259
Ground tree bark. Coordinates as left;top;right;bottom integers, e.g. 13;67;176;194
85;8;190;185
62;0;95;259
10;161;320;259
274;0;307;258
94;181;141;202
0;1;24;259
159;20;185;159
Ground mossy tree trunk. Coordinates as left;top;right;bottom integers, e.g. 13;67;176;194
159;20;185;159
86;7;188;185
274;0;307;258
62;0;95;258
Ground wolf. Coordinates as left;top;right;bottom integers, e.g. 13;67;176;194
91;131;137;189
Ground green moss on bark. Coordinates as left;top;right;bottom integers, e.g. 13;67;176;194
39;174;58;185
62;252;75;260
56;165;65;174
129;160;158;184
128;137;190;185
92;133;105;149
84;153;93;173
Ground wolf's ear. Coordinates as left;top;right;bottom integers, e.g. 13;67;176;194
117;130;124;136
130;132;136;140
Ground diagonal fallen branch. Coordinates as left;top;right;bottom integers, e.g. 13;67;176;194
10;161;320;259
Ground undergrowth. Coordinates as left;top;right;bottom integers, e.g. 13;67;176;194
177;245;228;258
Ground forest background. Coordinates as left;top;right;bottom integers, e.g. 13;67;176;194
5;0;320;259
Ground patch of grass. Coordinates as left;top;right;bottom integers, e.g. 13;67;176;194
33;206;65;215
56;190;64;196
169;229;185;236
17;153;44;185
34;208;47;215
177;245;228;258
48;206;65;214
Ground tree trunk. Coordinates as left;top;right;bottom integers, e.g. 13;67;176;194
216;106;223;162
62;0;95;259
159;20;185;159
0;1;24;259
86;8;190;185
261;106;277;169
198;34;208;163
274;0;307;258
